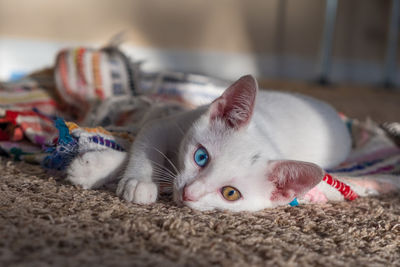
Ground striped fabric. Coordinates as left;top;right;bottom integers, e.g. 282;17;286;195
0;79;58;116
322;174;359;200
54;46;135;122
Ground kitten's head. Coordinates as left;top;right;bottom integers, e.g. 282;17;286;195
173;75;324;211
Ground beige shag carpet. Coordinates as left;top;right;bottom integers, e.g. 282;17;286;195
1;82;400;266
1;159;400;266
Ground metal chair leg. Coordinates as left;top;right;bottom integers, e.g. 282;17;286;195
383;0;400;88
317;0;338;85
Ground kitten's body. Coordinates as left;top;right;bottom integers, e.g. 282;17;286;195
67;76;398;211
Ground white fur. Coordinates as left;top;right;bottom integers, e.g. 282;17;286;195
115;76;352;211
67;150;127;189
68;76;390;211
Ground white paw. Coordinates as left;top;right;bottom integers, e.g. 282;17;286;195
66;150;126;189
117;178;158;204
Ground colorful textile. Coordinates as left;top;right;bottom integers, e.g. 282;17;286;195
0;110;58;145
329;116;400;177
54;46;139;122
309;117;400;203
42;118;133;171
0;45;225;162
322;174;359;200
0;140;45;162
0;77;58;116
298;116;400;205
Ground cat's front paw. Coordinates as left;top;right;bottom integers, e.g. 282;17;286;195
116;178;158;204
67;150;126;189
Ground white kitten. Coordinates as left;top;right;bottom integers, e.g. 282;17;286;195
68;75;397;211
116;74;351;211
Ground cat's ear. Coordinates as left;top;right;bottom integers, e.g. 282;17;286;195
209;75;258;129
266;160;324;205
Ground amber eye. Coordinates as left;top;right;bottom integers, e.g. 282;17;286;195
221;186;241;201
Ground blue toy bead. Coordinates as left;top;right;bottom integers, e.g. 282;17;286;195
289;198;299;207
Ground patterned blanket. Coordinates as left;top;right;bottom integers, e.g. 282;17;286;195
0;45;399;196
0;45;225;163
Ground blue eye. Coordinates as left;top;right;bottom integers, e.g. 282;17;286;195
194;147;209;167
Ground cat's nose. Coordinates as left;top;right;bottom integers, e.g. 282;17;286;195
182;185;195;202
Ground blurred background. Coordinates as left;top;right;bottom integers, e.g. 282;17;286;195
0;0;399;121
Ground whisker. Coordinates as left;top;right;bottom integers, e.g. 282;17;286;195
152;178;173;184
151;165;178;187
151;147;180;176
160;181;173;185
173;121;186;136
151;169;175;182
148;157;175;174
150;159;177;178
151;173;175;185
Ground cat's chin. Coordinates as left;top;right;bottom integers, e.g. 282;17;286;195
172;193;209;211
181;201;216;212
172;185;215;211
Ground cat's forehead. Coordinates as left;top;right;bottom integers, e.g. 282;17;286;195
192;116;232;146
190;117;259;157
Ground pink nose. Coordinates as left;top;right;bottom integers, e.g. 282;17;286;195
182;185;195;202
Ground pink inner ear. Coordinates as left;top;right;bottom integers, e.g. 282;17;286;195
210;75;257;129
267;160;324;204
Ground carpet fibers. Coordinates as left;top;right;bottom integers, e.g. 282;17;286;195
2;82;400;266
1;158;399;266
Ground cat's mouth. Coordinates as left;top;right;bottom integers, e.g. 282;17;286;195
173;184;198;208
182;185;195;202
